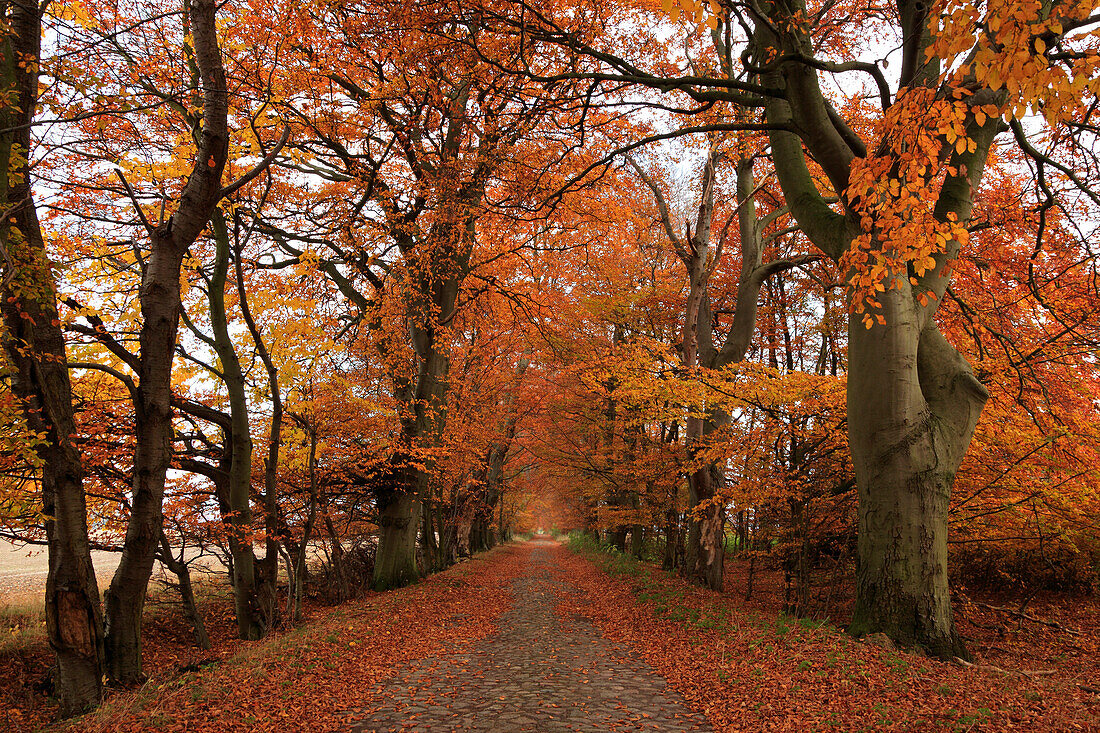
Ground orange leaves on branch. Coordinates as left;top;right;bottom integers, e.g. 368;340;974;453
930;0;1100;123
842;88;973;324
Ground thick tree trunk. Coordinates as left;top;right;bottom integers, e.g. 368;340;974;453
683;452;726;590
373;480;422;590
847;307;987;658
104;243;185;684
470;514;494;552
0;1;106;715
373;259;459;588
0;213;102;702
629;525;644;559
420;501;442;572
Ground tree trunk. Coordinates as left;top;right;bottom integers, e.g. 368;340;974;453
373;269;458;589
373;462;422;590
468;516;487;553
104;0;229;684
846;309;986;658
629;525;644;559
420;500;442;572
209;213;263;640
1;1;105;715
633;151;796;592
104;238;186;685
683;453;726;590
234;228;282;635
157;534;210;650
455;493;475;557
662;511;679;571
286;412;319;624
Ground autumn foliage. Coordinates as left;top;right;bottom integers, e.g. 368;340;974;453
1;0;1099;725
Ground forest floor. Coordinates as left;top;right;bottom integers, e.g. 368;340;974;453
566;539;1100;731
0;537;1097;731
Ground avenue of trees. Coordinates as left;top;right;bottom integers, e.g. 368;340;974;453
1;0;1099;716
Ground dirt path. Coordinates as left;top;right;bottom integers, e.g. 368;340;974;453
345;539;709;732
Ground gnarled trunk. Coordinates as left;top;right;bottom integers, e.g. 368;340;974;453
847;310;987;658
683;451;726;590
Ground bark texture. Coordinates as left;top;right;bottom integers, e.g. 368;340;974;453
0;1;105;713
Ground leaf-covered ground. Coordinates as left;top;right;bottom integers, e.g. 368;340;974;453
562;542;1100;731
3;538;1098;731
2;545;523;732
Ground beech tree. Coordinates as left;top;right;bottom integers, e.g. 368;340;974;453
630;137;819;589
47;0;281;680
262;0;596;589
0;0;104;714
483;0;1100;656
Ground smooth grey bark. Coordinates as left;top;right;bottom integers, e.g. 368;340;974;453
374;296;456;589
754;0;1000;657
0;0;105;713
373;469;422;590
104;0;229;684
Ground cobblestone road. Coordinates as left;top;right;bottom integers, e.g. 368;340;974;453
346;539;710;732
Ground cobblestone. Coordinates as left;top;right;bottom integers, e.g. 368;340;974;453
346;539;710;732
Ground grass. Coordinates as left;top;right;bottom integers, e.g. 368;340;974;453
565;532;1100;732
0;595;46;655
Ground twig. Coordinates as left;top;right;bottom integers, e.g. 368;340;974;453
974;602;1082;636
953;657;1056;678
113;168;156;235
